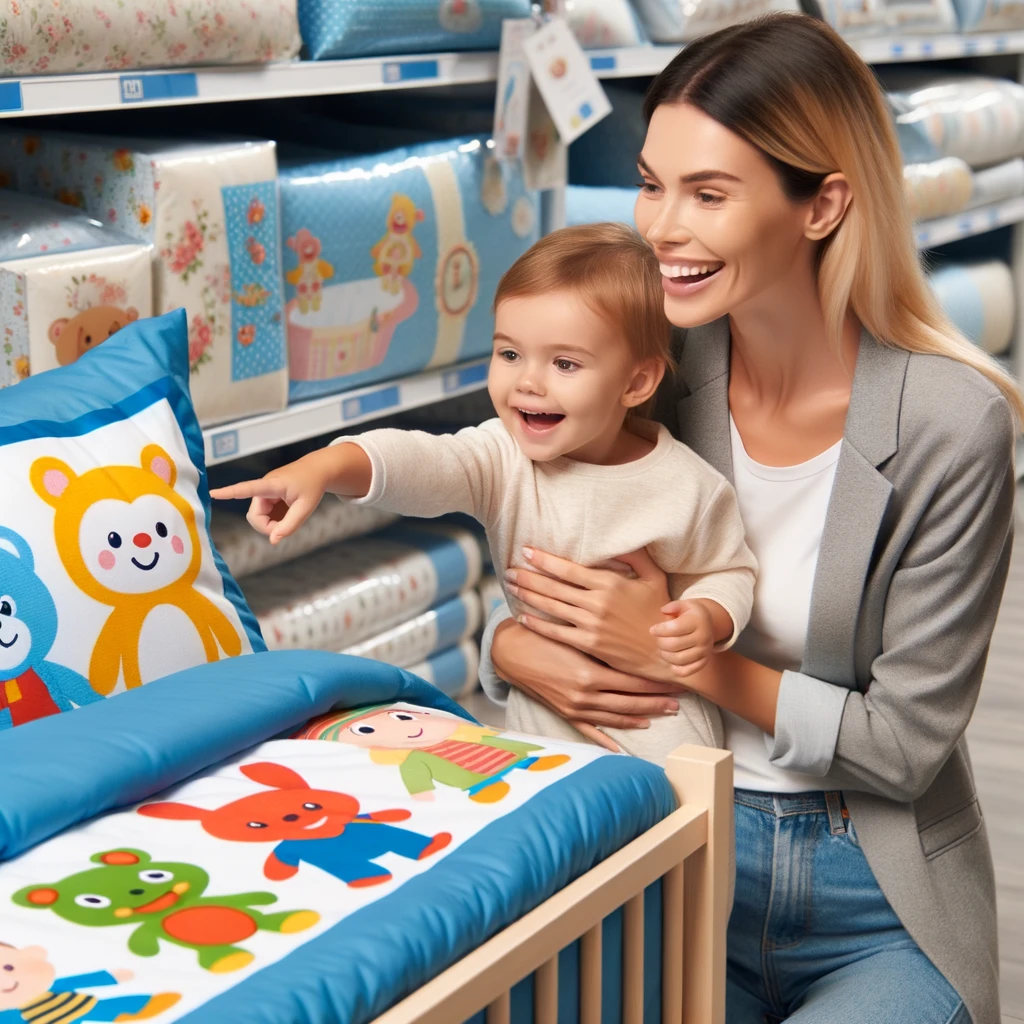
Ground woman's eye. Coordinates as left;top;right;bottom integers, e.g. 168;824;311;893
635;179;660;195
696;191;724;206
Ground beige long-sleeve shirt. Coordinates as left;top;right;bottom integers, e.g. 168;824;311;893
341;417;757;764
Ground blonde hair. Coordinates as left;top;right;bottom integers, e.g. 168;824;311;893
494;222;673;371
644;12;1024;422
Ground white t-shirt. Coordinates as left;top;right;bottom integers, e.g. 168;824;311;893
725;415;847;792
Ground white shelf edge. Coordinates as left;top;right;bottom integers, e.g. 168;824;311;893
5;30;1024;118
202;357;489;467
915;195;1024;248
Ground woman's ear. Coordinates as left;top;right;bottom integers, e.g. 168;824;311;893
623;358;666;410
804;173;853;241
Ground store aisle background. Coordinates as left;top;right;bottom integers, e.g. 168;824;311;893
462;492;1024;1023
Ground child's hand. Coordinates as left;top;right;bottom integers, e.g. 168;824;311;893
650;599;716;679
210;451;333;544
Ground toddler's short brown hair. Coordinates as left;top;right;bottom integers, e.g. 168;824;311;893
493;222;673;372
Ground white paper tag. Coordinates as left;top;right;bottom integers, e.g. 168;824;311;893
494;19;534;162
522;16;612;146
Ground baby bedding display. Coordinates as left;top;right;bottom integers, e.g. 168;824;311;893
407;638;481;698
966;157;1024;209
0;310;263;730
631;0;800;42
0;0;300;79
889;76;1024;170
950;0;1024;30
566;184;638;226
815;0;956;36
559;0;647;46
0;191;152;390
342;590;482;666
279;136;539;404
929;260;1016;355
0;651;675;1023
0;133;288;428
903;158;973;221
247;522;483;652
211;502;397;580
298;0;532;60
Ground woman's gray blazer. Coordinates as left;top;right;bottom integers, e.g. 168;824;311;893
479;316;1015;1023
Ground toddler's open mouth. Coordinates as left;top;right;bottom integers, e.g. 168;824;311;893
517;409;565;433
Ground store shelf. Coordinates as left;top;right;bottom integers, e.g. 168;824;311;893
5;30;1024;119
202;358;489;467
915;196;1024;248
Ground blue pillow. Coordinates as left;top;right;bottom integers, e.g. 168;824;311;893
0;309;264;732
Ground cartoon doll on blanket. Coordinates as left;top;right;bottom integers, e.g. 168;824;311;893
294;706;570;803
0;943;180;1022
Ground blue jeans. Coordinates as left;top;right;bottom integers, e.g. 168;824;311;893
728;790;970;1024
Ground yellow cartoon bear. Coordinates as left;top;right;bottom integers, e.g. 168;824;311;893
371;195;425;295
30;444;243;695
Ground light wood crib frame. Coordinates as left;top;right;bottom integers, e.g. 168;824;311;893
373;745;733;1024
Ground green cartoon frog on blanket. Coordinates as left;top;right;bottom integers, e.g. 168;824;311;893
294;706;570;803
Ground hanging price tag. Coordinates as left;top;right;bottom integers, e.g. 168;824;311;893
522;16;611;146
493;19;534;162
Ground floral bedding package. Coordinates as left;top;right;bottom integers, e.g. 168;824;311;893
0;0;301;78
0;190;153;390
0;134;289;427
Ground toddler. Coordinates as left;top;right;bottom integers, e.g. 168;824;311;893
213;223;756;765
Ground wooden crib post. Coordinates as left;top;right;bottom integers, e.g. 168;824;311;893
663;746;733;1024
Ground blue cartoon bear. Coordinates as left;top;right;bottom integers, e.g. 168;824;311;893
0;526;100;730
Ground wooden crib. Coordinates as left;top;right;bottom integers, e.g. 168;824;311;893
373;745;733;1024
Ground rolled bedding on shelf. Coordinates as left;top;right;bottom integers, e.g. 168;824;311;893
278;136;539;404
0;0;300;78
0;133;289;427
212;502;398;580
965;157;1024;209
928;260;1016;355
407;638;482;698
342;590;482;667
565;184;638;227
0;190;153;390
903;158;974;221
245;521;483;651
631;0;800;41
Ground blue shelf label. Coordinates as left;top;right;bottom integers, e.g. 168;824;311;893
382;60;439;84
210;430;239;460
442;362;488;393
120;72;198;104
0;81;23;113
921;41;934;54
890;43;904;56
342;386;400;420
590;55;617;71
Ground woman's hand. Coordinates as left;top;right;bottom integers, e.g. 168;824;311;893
504;546;677;683
490;618;682;752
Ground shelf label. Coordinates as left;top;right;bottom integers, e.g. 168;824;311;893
442;362;488;393
0;81;23;113
119;72;198;104
210;429;239;460
342;386;400;421
382;60;439;84
589;55;617;71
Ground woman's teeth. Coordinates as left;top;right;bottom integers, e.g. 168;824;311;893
658;262;721;279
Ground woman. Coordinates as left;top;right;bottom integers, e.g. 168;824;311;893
481;14;1018;1024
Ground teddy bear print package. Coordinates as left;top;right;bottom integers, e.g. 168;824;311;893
0;133;288;427
0;190;152;390
1;0;300;79
279;136;539;403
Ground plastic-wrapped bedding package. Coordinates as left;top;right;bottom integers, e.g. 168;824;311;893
246;521;483;652
211;502;397;580
566;184;638;226
0;133;288;427
0;191;153;390
279;136;539;404
342;590;482;666
888;77;1024;169
298;0;532;60
929;261;1015;355
407;638;482;698
0;0;300;78
815;0;955;36
557;0;648;46
950;0;1024;31
966;157;1024;208
631;0;800;42
903;158;973;221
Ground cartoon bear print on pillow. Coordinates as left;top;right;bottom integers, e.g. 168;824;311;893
30;444;243;695
48;305;139;367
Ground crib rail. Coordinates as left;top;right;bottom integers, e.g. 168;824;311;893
372;746;732;1024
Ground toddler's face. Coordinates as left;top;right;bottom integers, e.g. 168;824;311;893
488;291;643;463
